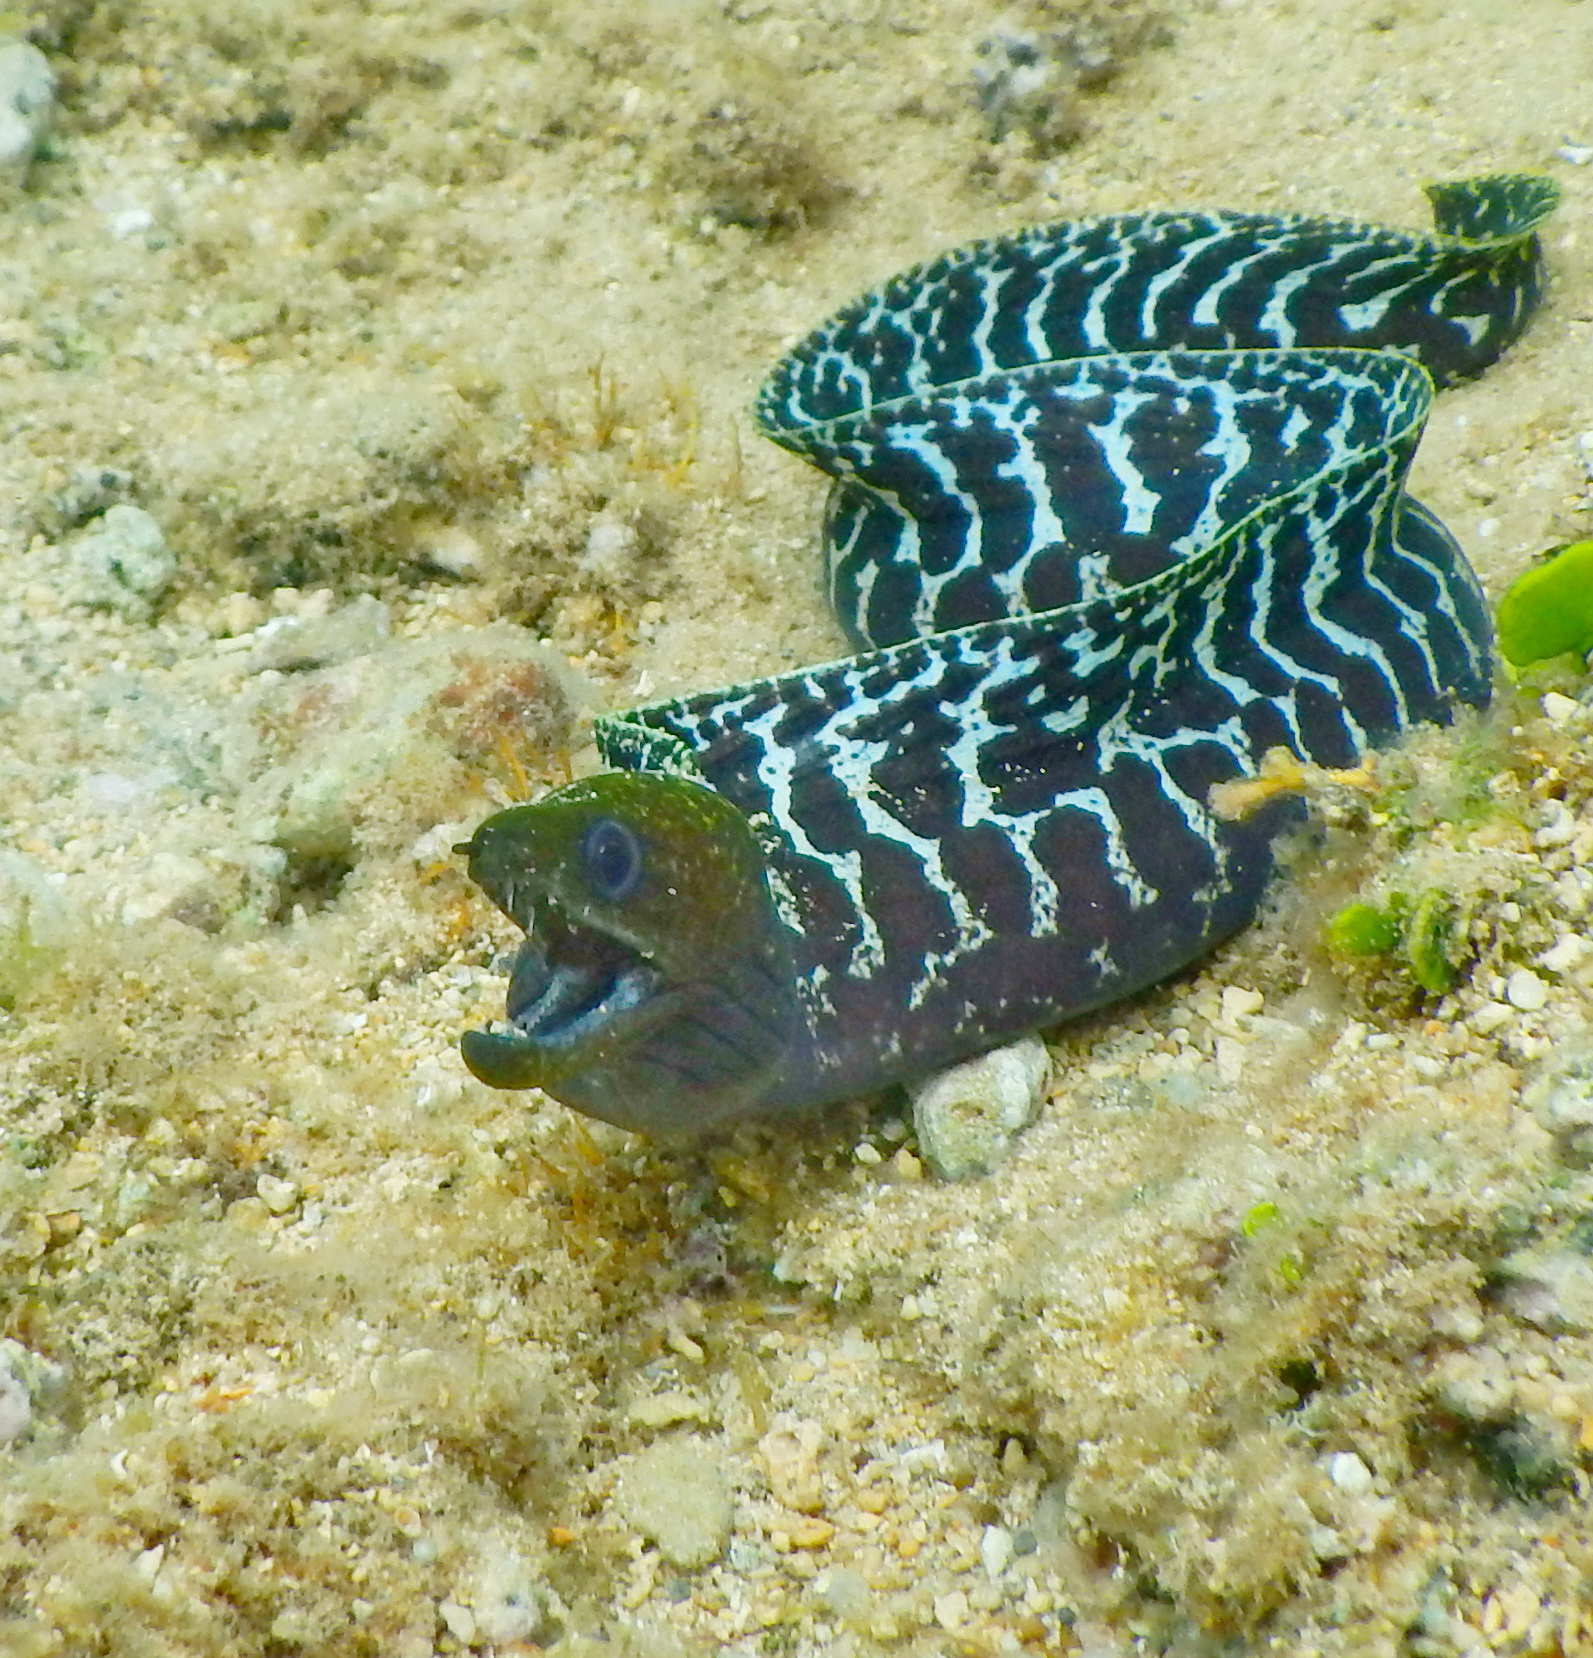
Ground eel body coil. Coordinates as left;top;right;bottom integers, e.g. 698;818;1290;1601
460;174;1559;1136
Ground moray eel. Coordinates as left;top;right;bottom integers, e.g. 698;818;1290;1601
461;174;1559;1137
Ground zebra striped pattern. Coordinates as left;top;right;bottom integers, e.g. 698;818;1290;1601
596;175;1555;1108
759;173;1557;648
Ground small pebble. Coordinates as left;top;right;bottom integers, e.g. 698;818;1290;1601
934;1588;970;1631
1431;1301;1486;1344
0;41;53;174
0;1369;31;1444
1497;1249;1593;1333
980;1523;1014;1577
220;591;269;636
72;505;176;620
255;1173;298;1215
615;1438;732;1569
626;1391;711;1431
415;523;490;580
911;1035;1049;1180
819;1567;869;1621
1542;691;1582;728
1505;968;1548;1012
438;1601;476;1644
1524;1050;1593;1164
1539;934;1589;976
470;1563;559;1648
1558;142;1593;165
890;1146;922;1181
1533;800;1577;847
1428;1346;1515;1421
1325;1451;1373;1495
109;205;154;239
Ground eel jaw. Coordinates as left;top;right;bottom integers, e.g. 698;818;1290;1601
461;899;664;1091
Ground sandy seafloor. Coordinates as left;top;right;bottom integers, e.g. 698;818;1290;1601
3;1;1593;1654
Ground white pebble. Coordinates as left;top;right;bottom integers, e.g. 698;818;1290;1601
1558;142;1593;165
1542;691;1581;728
0;41;53;173
1538;934;1589;976
1533;800;1577;847
1552;871;1593;917
108;205;154;239
438;1601;477;1644
415;524;489;579
1469;1000;1514;1035
911;1035;1049;1180
1506;968;1548;1012
256;1173;299;1214
980;1524;1014;1577
1213;1034;1247;1083
1326;1451;1373;1494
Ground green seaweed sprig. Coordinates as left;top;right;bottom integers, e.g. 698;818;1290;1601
1326;889;1465;994
1496;539;1593;670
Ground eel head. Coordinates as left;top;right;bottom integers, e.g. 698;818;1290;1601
459;772;801;1136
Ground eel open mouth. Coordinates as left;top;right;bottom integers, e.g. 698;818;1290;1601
461;900;663;1089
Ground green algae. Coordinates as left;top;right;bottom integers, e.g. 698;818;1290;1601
1325;900;1402;957
1496;539;1593;669
1402;889;1461;994
1325;889;1464;995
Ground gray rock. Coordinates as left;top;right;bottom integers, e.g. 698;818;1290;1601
73;505;176;620
614;1437;732;1569
1496;1248;1593;1333
911;1035;1050;1179
1427;1345;1514;1422
245;594;391;673
239;626;570;872
0;41;54;174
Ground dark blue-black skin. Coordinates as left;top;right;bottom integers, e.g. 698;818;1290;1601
461;175;1556;1138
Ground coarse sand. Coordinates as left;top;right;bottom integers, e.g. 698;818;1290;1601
2;2;1593;1654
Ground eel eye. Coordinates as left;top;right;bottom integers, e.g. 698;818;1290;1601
580;816;644;902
